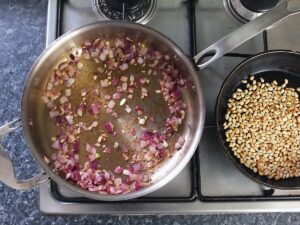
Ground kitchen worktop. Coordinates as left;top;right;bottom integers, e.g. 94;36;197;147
0;0;300;224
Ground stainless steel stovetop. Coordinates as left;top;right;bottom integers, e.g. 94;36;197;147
40;0;300;214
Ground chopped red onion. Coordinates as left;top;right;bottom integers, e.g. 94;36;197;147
122;145;129;153
91;103;100;115
77;106;83;116
51;139;60;149
135;106;144;116
125;105;132;113
66;78;75;87
81;89;87;97
121;82;128;91
104;122;114;134
115;39;125;48
42;96;49;104
49;111;59;118
65;115;74;125
112;77;120;86
178;136;185;145
103;147;111;154
73;140;80;153
100;79;109;87
114;178;122;186
105;107;113;114
114;166;123;174
107;100;115;109
141;131;155;140
77;62;83;70
139;46;148;56
112;92;121;99
65;89;71;96
47;82;53;91
119;63;128;71
59;96;68;104
104;95;111;100
86;143;97;154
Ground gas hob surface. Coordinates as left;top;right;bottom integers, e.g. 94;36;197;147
40;0;300;214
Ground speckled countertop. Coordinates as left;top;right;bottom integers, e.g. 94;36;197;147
0;0;300;224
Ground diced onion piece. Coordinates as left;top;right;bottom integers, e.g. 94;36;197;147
125;105;132;113
104;95;111;100
119;63;128;71
114;142;119;149
81;89;87;97
91;51;99;58
141;131;155;140
104;122;114;134
66;78;75;87
77;62;83;70
103;147;112;153
59;96;68;104
49;111;59;118
51;139;60;149
137;57;144;64
65;89;71;96
163;140;168;148
99;53;107;61
91;103;100;115
106;108;113;114
135;106;144;116
42;96;49;103
107;100;116;109
130;74;134;83
120;76;128;82
114;178;123;186
65;115;74;124
178;137;185;145
122;82;128;91
139;118;146;125
114;166;123;174
112;92;121;99
175;137;185;150
129;163;142;174
141;87;148;97
100;79;109;87
47;82;53;91
91;121;98;127
112;77;120;86
77;106;83;116
139;46;148;56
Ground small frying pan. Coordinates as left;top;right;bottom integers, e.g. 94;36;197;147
194;0;300;189
217;50;300;189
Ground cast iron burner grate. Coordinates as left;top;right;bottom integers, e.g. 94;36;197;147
92;0;157;24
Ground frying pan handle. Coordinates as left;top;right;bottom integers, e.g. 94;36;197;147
0;118;49;190
193;0;300;70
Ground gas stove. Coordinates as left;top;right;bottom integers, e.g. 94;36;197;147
41;0;300;214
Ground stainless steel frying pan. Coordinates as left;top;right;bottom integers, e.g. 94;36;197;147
0;22;205;201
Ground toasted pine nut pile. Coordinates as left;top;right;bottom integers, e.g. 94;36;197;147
224;76;300;180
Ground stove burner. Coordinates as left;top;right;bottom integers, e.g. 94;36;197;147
223;0;282;23
92;0;157;24
240;0;280;13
